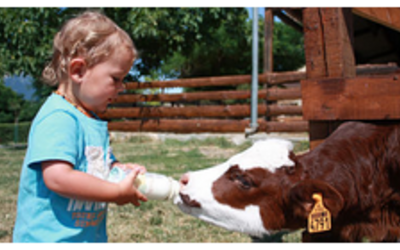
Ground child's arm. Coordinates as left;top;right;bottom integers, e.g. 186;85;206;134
42;161;148;206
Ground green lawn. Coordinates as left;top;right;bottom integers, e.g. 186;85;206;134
0;135;308;242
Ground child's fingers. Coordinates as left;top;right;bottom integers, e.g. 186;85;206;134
124;171;148;203
131;199;140;207
125;168;141;184
124;163;146;174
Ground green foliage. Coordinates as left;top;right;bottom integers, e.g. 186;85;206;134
273;21;305;71
159;8;251;79
0;8;81;98
101;8;251;78
0;83;24;123
160;14;305;78
0;122;31;144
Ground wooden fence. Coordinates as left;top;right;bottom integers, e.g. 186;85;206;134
99;63;398;134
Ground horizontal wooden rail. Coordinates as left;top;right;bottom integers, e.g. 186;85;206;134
123;63;397;90
113;87;301;104
108;119;309;133
124;72;305;90
105;63;397;134
302;74;400;120
100;104;303;119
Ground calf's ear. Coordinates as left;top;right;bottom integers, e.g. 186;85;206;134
288;179;344;220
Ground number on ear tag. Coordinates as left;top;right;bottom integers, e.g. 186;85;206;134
308;193;331;234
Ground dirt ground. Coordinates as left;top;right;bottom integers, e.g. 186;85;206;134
110;131;309;145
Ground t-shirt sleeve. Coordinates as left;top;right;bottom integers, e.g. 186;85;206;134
28;111;79;169
110;151;118;165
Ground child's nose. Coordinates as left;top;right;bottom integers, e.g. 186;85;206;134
117;82;126;93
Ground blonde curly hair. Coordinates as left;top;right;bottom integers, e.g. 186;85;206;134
42;11;137;86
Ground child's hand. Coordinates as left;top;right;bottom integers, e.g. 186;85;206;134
115;162;146;175
115;167;148;206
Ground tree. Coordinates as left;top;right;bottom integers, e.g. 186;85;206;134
159;9;251;79
0;8;252;93
158;13;305;95
101;8;251;78
273;21;304;72
0;83;25;123
0;8;305;109
160;16;304;78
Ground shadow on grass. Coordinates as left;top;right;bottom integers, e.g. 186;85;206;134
0;230;9;240
0;143;27;150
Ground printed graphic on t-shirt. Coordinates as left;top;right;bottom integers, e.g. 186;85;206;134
66;199;107;227
65;146;110;228
85;146;109;179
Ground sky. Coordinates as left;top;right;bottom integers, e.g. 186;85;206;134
247;8;265;19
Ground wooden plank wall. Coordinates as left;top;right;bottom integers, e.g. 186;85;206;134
100;71;308;134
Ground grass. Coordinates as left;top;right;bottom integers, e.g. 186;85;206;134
0;135;309;243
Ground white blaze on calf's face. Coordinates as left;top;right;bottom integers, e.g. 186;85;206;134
176;139;295;237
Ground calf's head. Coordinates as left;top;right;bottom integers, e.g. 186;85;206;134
175;139;344;238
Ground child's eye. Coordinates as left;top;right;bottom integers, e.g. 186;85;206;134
112;77;121;82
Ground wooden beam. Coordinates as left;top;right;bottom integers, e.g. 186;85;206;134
303;8;355;78
124;71;308;90
302;74;400;120
283;8;304;24
113;87;302;104
123;64;397;92
108;119;309;133
352;8;400;33
302;8;355;149
100;104;303;119
125;75;262;90
275;10;303;33
303;8;328;78
264;8;274;73
355;62;398;75
321;8;355;78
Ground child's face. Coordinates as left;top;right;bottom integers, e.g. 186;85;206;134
77;48;133;114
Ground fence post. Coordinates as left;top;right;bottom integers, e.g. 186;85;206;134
245;7;259;137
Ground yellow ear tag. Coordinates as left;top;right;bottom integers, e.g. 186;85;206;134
308;193;331;234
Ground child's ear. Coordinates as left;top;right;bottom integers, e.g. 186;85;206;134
69;58;87;83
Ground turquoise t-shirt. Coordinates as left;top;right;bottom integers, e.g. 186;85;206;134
13;93;116;242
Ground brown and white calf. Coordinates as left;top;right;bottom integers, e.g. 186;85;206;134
175;121;400;242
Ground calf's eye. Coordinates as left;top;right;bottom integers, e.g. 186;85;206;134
236;175;253;190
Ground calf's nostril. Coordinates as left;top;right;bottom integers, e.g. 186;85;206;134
179;173;190;186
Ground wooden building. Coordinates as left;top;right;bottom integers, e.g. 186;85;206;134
271;8;400;149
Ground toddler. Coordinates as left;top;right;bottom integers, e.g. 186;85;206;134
13;11;147;242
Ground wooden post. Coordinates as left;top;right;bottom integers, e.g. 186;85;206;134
264;8;274;122
264;8;274;73
302;8;355;149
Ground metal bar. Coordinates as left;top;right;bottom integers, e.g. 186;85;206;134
245;7;259;137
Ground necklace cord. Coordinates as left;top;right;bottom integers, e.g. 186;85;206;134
54;90;94;118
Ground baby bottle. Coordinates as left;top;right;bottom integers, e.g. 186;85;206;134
107;167;180;201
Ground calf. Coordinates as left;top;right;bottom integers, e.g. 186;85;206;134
175;121;400;242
